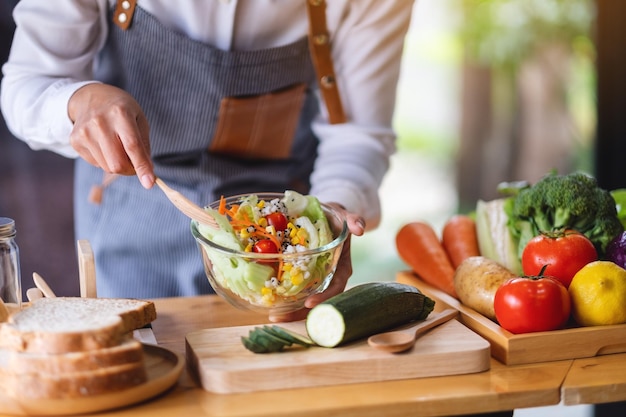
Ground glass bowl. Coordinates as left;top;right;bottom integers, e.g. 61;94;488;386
191;192;348;315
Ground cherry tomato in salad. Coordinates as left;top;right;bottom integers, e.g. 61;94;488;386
265;212;288;232
252;239;279;254
494;275;571;334
521;229;597;288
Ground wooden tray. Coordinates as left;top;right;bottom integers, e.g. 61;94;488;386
186;316;491;394
397;271;626;365
0;344;184;416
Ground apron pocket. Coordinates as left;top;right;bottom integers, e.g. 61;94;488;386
208;83;306;160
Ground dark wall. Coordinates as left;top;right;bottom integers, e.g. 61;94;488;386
594;0;626;190
1;0;79;297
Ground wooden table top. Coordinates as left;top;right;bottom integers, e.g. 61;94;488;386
88;294;624;417
5;295;622;417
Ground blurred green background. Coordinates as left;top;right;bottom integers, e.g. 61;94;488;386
351;0;596;285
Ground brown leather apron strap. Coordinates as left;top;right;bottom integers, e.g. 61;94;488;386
306;0;347;124
113;0;137;31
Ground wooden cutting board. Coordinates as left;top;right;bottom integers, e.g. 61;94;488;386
186;317;490;394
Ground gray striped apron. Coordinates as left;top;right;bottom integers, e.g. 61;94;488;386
74;5;319;298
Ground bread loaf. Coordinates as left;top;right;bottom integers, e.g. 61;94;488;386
0;297;156;354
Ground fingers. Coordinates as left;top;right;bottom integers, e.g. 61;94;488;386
299;204;365;312
271;230;357;322
304;234;353;309
120;114;154;188
269;308;309;323
69;84;155;188
346;213;366;236
125;111;154;188
324;203;366;237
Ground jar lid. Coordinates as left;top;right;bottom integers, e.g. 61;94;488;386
0;217;16;237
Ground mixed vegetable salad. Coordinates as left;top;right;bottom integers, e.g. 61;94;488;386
196;191;337;308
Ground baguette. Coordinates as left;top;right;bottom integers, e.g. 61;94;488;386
0;297;156;354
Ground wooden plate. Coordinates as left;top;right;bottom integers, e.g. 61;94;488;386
0;344;183;416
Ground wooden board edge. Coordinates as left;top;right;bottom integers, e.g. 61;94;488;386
396;271;512;363
186;321;492;395
397;270;626;366
193;343;491;394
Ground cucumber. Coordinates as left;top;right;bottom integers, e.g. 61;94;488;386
241;282;435;353
244;329;287;353
241;326;314;353
241;336;270;353
262;325;314;347
305;282;435;348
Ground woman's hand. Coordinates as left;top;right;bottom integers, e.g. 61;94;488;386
68;83;155;189
269;203;366;322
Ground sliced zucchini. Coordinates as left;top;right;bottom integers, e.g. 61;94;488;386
249;330;287;352
241;336;270;353
264;325;314;347
241;326;313;353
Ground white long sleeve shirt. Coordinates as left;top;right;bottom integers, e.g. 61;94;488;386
1;0;414;228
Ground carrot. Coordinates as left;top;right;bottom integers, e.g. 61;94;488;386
218;195;227;215
395;221;458;299
441;214;481;269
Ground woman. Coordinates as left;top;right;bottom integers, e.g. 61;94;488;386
1;0;414;320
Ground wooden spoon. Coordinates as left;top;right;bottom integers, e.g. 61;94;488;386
368;309;459;353
32;272;57;298
155;178;218;228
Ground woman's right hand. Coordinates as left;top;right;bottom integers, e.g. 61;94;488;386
68;83;155;189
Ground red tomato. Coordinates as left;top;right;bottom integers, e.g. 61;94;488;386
494;276;571;334
252;239;279;254
265;212;288;232
521;229;597;288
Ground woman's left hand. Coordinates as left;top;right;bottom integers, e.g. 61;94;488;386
269;203;366;322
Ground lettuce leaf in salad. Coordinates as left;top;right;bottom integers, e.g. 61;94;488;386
233;194;262;224
196;208;242;251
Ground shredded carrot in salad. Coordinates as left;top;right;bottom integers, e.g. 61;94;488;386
218;195;227;215
218;195;295;253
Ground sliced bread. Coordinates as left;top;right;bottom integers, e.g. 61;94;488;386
0;337;144;374
0;360;148;399
0;297;156;354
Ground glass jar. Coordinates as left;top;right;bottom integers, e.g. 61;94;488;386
0;217;22;310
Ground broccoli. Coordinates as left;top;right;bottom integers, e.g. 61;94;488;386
504;171;624;259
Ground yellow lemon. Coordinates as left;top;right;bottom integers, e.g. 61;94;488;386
569;261;626;326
